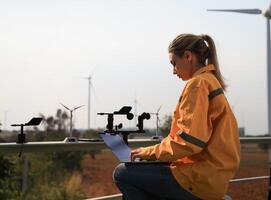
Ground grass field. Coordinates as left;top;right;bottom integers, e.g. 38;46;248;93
228;149;269;200
80;147;270;200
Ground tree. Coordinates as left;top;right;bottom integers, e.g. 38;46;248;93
55;109;69;131
40;109;69;133
0;138;20;198
159;115;172;137
0;155;18;198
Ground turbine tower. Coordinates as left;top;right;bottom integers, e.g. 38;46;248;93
82;75;93;130
150;105;162;136
87;75;91;130
208;5;271;136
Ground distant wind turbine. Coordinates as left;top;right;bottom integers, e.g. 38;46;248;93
207;4;271;135
150;105;162;137
60;103;84;137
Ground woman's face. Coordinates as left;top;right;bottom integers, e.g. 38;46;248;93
169;51;194;81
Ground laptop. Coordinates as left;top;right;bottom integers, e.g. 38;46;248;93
100;133;170;164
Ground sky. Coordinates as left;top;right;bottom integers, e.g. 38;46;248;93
0;0;269;135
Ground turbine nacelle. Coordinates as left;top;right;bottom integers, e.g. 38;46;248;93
263;4;271;19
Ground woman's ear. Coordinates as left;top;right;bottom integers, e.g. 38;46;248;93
184;50;192;63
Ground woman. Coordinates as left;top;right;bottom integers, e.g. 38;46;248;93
113;33;240;200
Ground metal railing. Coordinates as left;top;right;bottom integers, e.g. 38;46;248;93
0;138;161;154
0;136;270;154
0;136;270;199
88;194;122;200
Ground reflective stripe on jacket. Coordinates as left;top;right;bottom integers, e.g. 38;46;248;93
139;64;240;200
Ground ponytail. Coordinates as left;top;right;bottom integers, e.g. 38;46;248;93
202;34;227;91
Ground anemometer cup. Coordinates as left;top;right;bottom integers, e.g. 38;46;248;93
126;113;134;120
140;112;151;120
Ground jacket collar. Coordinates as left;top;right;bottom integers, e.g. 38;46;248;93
192;64;216;78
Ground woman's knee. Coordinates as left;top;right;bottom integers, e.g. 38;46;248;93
113;163;127;182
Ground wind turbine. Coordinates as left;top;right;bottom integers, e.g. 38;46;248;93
150;105;162;137
60;103;84;137
207;5;271;136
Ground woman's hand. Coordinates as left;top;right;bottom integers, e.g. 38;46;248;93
130;148;142;161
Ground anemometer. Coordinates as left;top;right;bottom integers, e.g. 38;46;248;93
98;106;151;144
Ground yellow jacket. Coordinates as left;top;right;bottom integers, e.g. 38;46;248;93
139;64;240;200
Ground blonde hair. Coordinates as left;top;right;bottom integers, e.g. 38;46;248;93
168;33;227;90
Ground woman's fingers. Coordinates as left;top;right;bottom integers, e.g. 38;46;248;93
130;148;141;161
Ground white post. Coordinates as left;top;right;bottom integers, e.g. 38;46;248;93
70;111;73;137
267;19;271;162
268;17;271;199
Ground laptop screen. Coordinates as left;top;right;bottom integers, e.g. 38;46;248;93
100;133;131;162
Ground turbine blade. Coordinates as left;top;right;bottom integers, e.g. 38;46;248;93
90;60;101;76
73;105;84;111
207;9;262;15
157;105;162;113
80;74;92;81
60;103;71;111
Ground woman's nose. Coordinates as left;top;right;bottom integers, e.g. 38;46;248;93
173;68;177;74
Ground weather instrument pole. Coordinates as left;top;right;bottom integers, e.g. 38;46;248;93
11;117;43;195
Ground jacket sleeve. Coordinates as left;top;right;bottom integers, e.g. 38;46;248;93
139;79;212;162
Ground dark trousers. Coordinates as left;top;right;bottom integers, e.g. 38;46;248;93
113;163;201;200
